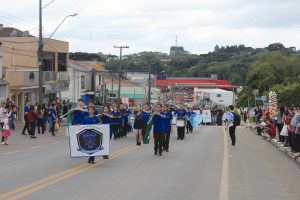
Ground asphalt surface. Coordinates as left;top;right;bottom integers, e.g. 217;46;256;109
0;125;300;200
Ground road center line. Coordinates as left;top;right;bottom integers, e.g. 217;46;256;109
219;127;229;200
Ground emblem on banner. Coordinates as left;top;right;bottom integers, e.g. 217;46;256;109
77;129;104;155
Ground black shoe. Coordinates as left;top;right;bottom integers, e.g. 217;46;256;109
138;142;142;146
103;155;109;159
159;152;162;156
38;132;41;134
87;158;91;163
21;133;27;135
136;140;139;145
90;161;95;164
154;152;158;155
30;136;37;138
52;134;56;136
177;137;179;140
166;149;169;152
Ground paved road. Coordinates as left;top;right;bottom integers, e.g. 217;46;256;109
0;125;300;200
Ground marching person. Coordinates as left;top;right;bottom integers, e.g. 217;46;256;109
133;104;143;146
174;103;187;140
152;104;165;156
72;99;88;125
110;105;122;140
141;103;151;141
82;105;100;164
50;103;58;136
162;104;173;152
101;105;114;159
186;107;195;134
120;103;128;138
21;101;31;135
226;105;237;148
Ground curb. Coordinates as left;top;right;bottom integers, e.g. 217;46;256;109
247;124;300;165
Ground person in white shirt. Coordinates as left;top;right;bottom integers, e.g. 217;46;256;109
225;105;237;148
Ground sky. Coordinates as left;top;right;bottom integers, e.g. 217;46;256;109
1;0;300;55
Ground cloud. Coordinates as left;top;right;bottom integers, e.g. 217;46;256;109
1;0;300;54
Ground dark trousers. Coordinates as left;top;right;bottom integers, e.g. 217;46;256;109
122;124;128;137
29;122;36;136
164;129;171;150
277;123;284;142
113;124;120;139
37;118;44;133
51;121;55;135
88;156;95;162
154;133;164;153
186;121;193;133
22;119;30;134
294;134;300;153
288;133;295;150
177;127;185;140
229;126;236;146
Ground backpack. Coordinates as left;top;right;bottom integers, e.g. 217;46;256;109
232;112;241;126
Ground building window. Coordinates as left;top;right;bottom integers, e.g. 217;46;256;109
99;75;102;85
217;94;222;98
58;53;67;71
81;76;85;90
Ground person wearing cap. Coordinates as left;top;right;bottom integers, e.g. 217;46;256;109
82;106;100;164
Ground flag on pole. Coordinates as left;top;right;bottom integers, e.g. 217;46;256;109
143;114;155;144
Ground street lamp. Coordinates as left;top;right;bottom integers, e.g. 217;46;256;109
38;0;77;104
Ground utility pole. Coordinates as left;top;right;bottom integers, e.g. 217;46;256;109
38;0;43;104
113;45;129;108
148;71;151;105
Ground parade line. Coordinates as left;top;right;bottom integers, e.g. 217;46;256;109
0;144;138;200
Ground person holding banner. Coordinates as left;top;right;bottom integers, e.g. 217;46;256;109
174;103;187;140
82;106;100;164
186;107;195;134
162;104;173;152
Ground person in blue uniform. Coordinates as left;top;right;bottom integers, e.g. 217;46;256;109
110;105;122;140
186;107;196;134
162;104;173;152
174;103;187;140
152;104;166;156
141;103;151;141
82;106;100;164
101;105;114;159
72;99;88;125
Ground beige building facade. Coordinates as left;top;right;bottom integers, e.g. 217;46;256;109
0;35;69;120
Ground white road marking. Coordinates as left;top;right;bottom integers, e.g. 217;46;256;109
51;141;63;145
31;145;43;149
219;127;229;200
3;151;19;155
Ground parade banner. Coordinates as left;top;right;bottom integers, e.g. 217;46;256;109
202;110;212;123
68;124;110;158
192;110;203;128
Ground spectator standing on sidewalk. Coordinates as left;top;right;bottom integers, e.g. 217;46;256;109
21;102;31;135
0;102;7;143
276;106;285;142
36;105;44;134
28;105;37;138
226;105;237;148
2;108;12;145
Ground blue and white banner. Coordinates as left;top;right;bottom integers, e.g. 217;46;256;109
68;125;110;158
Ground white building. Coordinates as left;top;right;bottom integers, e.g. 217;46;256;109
61;60;107;104
194;88;234;106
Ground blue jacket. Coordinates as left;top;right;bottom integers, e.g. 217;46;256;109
82;116;100;125
174;109;187;119
72;109;88;125
153;112;164;134
162;112;173;131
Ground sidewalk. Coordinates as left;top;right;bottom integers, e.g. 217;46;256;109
245;123;300;165
0;120;67;154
